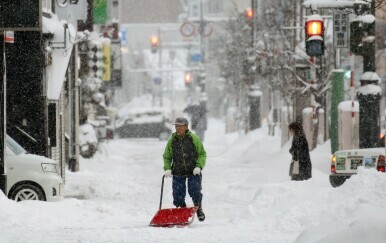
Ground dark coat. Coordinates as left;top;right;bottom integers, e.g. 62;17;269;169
183;104;207;130
289;134;312;180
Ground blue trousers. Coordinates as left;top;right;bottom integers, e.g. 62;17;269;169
172;175;202;207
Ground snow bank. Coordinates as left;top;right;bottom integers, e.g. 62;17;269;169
294;168;386;243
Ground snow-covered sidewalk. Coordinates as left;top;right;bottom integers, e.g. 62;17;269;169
1;118;386;243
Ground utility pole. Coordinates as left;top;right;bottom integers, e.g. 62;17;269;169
199;0;206;107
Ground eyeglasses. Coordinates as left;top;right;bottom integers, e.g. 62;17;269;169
175;125;186;128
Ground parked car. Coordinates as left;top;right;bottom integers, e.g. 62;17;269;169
5;136;64;201
115;108;172;140
330;147;385;187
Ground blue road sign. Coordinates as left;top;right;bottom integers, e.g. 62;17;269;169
153;77;162;85
190;53;202;62
121;28;127;45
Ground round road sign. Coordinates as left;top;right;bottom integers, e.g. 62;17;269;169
180;22;195;38
198;23;214;37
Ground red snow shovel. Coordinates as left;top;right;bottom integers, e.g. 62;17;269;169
149;175;198;227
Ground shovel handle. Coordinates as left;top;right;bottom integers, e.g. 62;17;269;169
159;175;165;210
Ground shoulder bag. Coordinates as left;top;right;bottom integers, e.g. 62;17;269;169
289;150;300;176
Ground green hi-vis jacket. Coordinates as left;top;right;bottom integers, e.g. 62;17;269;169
163;130;206;176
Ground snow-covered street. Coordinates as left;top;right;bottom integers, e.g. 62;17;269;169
1;119;386;243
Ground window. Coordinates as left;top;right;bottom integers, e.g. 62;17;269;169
6;136;27;155
209;0;224;14
0;0;41;30
42;0;52;12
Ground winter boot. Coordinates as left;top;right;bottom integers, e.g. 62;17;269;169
175;202;186;208
196;206;205;222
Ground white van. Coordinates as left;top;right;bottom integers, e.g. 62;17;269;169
330;148;385;187
5;136;63;201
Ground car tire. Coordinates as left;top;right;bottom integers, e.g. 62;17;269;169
159;131;170;141
9;183;45;202
330;176;346;188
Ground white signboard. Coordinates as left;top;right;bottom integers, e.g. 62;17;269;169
55;0;87;22
188;0;200;18
333;13;349;48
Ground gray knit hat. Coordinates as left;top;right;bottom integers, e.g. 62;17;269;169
174;117;189;125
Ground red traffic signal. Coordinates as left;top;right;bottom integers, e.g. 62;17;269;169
245;8;254;20
150;36;159;45
150;35;159;53
184;72;193;86
305;15;324;56
306;20;323;37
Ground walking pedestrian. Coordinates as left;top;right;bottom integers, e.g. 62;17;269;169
183;103;207;141
163;117;207;221
289;121;312;181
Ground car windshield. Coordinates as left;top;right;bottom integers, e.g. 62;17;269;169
6;136;27;155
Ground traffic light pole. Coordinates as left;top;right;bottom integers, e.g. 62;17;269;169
158;28;163;107
356;1;381;148
248;1;261;131
0;35;6;195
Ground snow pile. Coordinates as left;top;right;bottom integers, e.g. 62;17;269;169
79;123;98;145
295;168;386;243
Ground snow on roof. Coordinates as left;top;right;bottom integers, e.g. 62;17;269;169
338;101;359;112
357;84;382;95
44;14;77;100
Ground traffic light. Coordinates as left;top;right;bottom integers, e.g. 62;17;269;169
184;72;193;87
305;15;325;56
350;17;375;56
244;8;254;27
362;18;375;58
150;35;159;54
350;19;363;55
245;8;254;20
